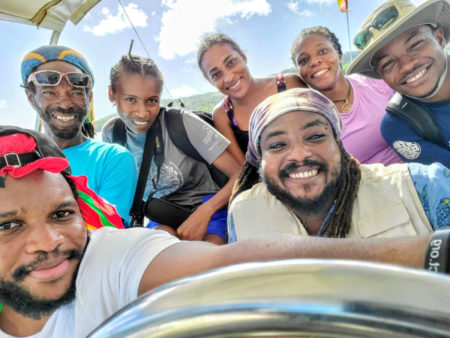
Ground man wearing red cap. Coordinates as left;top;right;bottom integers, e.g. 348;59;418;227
0;125;437;337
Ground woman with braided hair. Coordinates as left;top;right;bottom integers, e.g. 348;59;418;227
228;88;449;242
291;26;402;165
103;54;241;244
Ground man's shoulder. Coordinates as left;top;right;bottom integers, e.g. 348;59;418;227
232;182;273;204
359;163;410;183
101;118;117;141
81;138;133;160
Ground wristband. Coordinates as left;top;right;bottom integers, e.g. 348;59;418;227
424;229;450;273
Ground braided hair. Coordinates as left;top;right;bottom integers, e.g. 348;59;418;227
230;161;260;202
110;54;164;94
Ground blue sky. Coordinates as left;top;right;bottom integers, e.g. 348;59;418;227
0;0;421;128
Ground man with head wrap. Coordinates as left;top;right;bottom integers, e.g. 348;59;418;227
21;45;136;221
228;88;450;242
0;124;440;337
347;0;450;166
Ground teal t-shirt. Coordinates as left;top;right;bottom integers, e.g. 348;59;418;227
62;138;137;221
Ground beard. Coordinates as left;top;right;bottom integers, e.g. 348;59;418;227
38;105;88;140
260;159;342;218
0;247;85;320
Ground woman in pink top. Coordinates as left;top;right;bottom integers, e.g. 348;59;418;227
291;26;402;165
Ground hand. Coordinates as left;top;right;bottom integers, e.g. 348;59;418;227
176;204;213;241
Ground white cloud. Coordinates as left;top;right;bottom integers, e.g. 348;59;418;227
0;99;6;110
83;3;148;36
287;1;299;12
170;85;198;98
158;0;271;60
287;2;314;17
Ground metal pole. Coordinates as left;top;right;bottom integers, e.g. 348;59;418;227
346;11;352;62
50;31;60;45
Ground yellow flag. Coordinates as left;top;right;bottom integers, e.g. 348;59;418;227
337;0;348;12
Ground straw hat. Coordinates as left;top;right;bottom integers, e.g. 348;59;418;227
347;0;450;78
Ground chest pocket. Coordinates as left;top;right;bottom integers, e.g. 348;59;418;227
354;201;417;238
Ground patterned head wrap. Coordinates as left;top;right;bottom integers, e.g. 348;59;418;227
246;88;342;167
21;45;95;124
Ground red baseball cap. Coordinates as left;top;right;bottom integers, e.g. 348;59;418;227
0;125;69;187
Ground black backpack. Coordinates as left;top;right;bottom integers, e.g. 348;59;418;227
108;106;228;188
386;93;448;149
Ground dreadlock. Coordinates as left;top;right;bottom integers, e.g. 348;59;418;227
319;143;361;238
230;161;260;202
231;143;361;238
81;123;95;138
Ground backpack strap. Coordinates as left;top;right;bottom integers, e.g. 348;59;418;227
129;115;164;227
386;93;447;148
111;117;127;146
276;73;287;92
164;107;229;188
164;108;205;163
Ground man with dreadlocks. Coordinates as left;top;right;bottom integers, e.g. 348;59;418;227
0;124;435;337
21;45;137;222
228;88;450;242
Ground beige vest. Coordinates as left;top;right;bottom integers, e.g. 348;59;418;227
230;164;433;240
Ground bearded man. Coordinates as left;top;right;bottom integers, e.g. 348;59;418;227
228;88;450;242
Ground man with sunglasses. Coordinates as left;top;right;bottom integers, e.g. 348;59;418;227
21;45;137;222
347;0;450;167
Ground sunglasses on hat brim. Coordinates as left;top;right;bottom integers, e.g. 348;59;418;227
354;1;415;50
28;70;92;88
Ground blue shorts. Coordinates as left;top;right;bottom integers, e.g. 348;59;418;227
146;194;228;240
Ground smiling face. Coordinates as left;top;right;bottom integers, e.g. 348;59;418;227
0;171;87;319
200;43;251;99
26;61;91;141
259;111;341;216
373;25;448;101
293;34;343;91
110;72;162;134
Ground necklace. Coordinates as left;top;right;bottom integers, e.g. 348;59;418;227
332;80;353;114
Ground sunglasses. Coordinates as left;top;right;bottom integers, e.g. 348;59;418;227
28;70;92;88
354;1;414;50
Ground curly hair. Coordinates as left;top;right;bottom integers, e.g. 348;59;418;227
291;26;342;66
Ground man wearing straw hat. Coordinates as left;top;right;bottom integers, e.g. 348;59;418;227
21;45;137;221
347;0;450;166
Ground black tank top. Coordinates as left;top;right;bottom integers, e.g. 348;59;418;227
222;74;287;154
